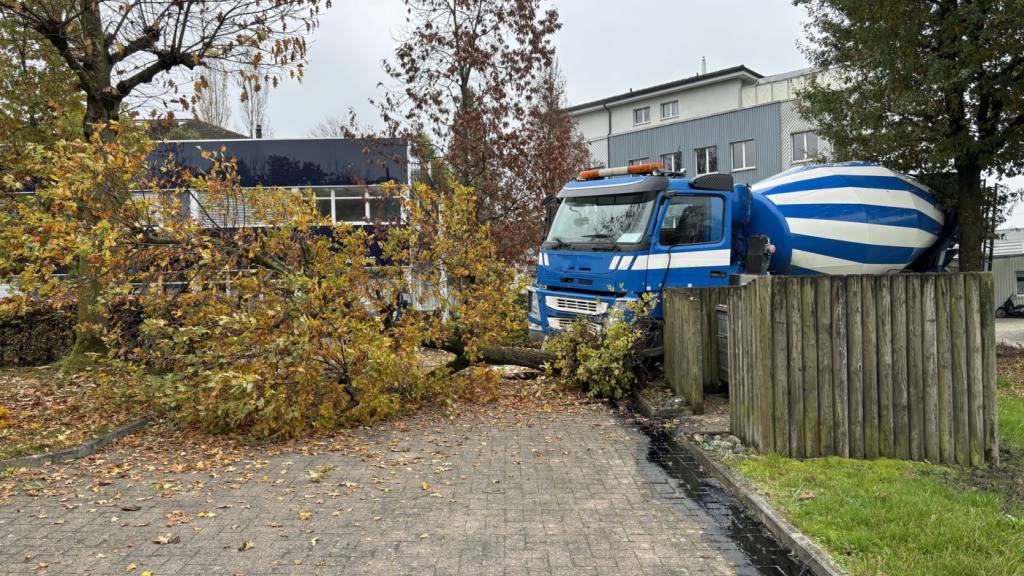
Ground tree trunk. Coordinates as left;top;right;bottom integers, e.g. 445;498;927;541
477;345;554;370
956;162;984;272
64;96;121;368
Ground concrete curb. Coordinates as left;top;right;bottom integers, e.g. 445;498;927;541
678;433;849;576
0;416;155;470
632;390;690;419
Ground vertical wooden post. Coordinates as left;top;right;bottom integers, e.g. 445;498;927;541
907;275;924;460
876;275;894;458
922;275;941;463
936;275;956;465
965;274;985;467
787;277;805;458
756;279;774;453
663;291;677;395
816;278;835;456
729;288;743;441
681;293;705;415
832;277;850;458
978;274;999;466
847;276;864;459
891;274;911;460
773;278;790;456
801;278;820;457
862;276;879;459
950;274;970;466
706;290;720;390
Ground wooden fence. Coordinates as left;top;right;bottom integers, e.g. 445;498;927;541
664;273;999;466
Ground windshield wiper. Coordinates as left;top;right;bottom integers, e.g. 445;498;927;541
547;236;569;249
582;233;613;239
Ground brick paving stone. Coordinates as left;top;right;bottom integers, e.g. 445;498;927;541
0;405;761;575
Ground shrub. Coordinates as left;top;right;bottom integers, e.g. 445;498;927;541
0;298;75;366
546;296;657;400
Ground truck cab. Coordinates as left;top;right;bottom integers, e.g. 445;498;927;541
528;165;756;341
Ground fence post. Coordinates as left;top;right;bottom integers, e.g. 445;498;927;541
936;275;956;464
907;274;924;460
773;278;791;456
787;277;805;457
891;274;910;459
965;274;985;467
755;278;774;453
950;274;970;466
685;293;705;415
979;273;999;466
876;275;894;458
801;278;820;457
832;276;850;458
862;276;879;459
846;276;864;459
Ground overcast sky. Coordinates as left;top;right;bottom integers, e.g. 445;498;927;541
257;0;1024;227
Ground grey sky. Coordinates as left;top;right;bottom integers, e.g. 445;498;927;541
264;0;809;137
259;0;1024;226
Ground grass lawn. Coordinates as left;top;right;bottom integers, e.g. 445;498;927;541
729;356;1024;576
0;366;149;461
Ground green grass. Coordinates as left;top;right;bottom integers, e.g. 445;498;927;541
999;394;1024;452
733;455;1024;576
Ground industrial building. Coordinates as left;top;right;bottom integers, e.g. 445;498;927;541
988;228;1024;305
566;65;828;185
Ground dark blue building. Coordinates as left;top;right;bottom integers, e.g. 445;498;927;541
151;137;409;228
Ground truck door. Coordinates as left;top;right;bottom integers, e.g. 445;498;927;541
649;193;731;289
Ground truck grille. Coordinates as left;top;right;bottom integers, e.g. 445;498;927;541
545;296;608;315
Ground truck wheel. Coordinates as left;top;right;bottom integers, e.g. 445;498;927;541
996;308;1007;318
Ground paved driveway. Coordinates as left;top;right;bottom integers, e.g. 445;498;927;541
1;404;761;575
996;318;1024;347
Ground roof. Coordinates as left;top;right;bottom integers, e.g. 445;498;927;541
564;65;763;114
993;228;1024;257
142;118;247;140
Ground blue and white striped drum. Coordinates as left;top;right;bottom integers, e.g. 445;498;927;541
749;162;947;276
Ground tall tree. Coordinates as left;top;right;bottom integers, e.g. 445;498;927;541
0;18;82;147
236;48;271;138
0;0;325;362
378;0;575;262
511;62;589;257
195;67;232;130
795;0;1024;271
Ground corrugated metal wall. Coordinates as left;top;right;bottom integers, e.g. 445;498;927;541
993;255;1024;304
608;102;783;185
779;100;832;168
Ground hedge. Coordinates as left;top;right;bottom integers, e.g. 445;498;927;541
0;299;76;367
0;297;149;367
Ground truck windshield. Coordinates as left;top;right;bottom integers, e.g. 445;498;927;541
545;191;657;245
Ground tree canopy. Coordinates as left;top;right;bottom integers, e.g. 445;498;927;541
795;0;1024;270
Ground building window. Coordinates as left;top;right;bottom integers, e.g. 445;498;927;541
633;106;651;125
660;100;679;120
695;146;718;175
314;187;400;225
792;131;819;163
1016;272;1024;295
628;157;650;166
660;152;682;172
731;140;756;171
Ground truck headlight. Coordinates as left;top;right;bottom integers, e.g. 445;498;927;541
529;289;541;318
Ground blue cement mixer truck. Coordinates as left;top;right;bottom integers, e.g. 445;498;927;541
527;161;957;342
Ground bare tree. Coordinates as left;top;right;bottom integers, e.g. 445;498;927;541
195;67;232;129
309;115;353;138
0;0;326;360
237;48;270;138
